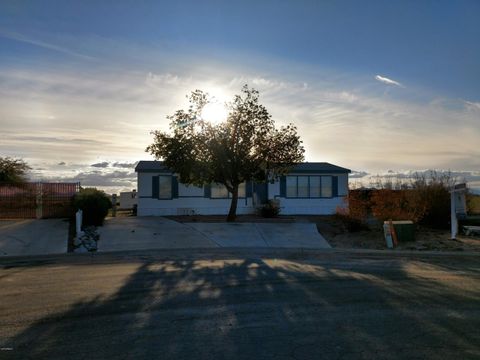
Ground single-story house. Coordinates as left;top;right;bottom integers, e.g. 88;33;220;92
135;161;351;216
118;190;138;210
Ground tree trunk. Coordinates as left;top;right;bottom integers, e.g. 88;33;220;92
227;185;239;222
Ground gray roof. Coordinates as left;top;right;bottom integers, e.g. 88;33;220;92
135;161;169;172
289;162;351;173
136;161;350;174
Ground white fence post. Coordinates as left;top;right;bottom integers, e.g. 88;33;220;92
76;209;83;235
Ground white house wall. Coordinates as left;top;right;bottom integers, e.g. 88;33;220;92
137;171;349;216
270;172;349;215
137;172;255;216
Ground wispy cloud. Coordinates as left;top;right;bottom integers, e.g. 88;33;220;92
375;75;403;87
0;29;96;61
464;100;480;111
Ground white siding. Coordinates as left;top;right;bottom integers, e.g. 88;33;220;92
137;197;255;216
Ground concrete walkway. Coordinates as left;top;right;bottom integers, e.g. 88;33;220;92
0;219;68;256
98;217;330;252
187;222;330;248
97;217;218;252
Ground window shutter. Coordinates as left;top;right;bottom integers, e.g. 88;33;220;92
172;177;179;198
332;176;338;197
152;176;159;199
246;181;253;197
204;184;211;198
280;176;286;197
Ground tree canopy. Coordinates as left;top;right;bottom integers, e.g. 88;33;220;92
147;85;305;221
0;157;31;184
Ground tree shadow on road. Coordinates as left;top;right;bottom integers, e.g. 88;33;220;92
3;255;480;359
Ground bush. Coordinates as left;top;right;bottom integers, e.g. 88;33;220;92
258;200;281;218
370;189;425;223
73;188;112;226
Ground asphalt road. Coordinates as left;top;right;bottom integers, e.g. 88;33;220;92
1;249;479;359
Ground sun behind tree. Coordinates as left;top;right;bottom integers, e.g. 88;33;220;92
147;85;305;221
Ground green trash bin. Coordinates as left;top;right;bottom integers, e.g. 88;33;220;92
383;221;415;242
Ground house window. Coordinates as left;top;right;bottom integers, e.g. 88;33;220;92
179;183;203;197
309;176;320;197
286;175;333;198
211;182;246;198
321;176;332;197
159;176;172;199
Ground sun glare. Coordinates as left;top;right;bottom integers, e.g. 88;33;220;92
201;102;228;125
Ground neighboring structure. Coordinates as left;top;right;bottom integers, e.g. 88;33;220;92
119;190;138;210
135;161;351;216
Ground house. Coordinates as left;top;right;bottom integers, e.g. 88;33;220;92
118;190;137;210
135;161;351;216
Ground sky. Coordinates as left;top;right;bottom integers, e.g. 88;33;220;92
0;0;479;193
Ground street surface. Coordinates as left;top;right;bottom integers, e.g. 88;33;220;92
1;249;479;359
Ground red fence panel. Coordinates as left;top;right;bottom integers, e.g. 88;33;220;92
0;182;80;219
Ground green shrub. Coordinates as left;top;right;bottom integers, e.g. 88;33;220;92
258;200;281;218
73;188;112;226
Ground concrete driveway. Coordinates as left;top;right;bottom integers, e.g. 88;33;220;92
0;219;68;256
98;217;330;252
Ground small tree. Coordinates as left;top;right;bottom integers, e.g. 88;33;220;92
147;85;305;221
0;157;31;184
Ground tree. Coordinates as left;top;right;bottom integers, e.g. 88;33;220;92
0;157;31;184
147;85;305;221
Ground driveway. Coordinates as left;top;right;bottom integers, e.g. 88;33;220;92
0;219;68;256
98;217;330;252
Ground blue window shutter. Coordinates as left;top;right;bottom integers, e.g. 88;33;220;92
280;176;286;197
332;176;338;197
172;177;179;198
246;181;253;197
204;184;211;198
152;176;159;199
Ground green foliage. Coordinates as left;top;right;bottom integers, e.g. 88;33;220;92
0;157;31;184
147;85;305;221
73;188;112;226
258;200;281;218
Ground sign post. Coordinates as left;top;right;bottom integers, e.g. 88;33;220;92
450;183;467;239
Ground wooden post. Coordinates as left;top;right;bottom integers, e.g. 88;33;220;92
112;194;117;217
35;182;43;219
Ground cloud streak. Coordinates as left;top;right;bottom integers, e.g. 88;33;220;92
375;75;403;87
0;30;96;61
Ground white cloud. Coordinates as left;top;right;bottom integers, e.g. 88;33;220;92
464;100;480;111
375;75;403;87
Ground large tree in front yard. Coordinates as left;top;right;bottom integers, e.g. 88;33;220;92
147;85;305;221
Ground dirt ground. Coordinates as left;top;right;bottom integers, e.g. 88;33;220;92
303;215;480;252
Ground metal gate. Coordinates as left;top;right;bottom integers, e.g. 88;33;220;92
0;182;80;219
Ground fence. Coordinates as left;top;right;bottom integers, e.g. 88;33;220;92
0;182;80;219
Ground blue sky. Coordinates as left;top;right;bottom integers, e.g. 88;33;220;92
0;1;479;192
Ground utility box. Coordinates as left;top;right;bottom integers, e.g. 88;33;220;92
383;220;415;243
